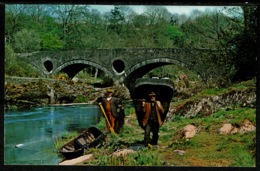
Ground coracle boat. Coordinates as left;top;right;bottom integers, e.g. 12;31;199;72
59;127;105;159
131;78;174;129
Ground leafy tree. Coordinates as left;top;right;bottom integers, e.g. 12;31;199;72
5;44;40;77
25;4;49;23
231;6;258;81
5;44;19;76
144;6;171;25
166;25;185;47
13;29;41;52
180;10;232;49
41;32;64;50
106;6;125;34
5;5;28;44
177;9;244;85
130;14;149;28
86;9;104;24
135;6;173;48
50;5;90;49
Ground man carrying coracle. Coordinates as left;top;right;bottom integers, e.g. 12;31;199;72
142;92;165;146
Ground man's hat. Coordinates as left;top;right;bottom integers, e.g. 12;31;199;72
149;92;156;96
106;89;113;93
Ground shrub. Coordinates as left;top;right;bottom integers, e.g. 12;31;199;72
73;95;89;103
5;44;40;77
41;32;64;50
13;29;41;52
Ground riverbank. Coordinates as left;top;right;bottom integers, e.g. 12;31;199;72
4;76;130;109
4;104;102;165
57;105;256;166
5;76;256;166
55;79;256;166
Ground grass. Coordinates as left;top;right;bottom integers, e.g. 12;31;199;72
202;79;256;96
54;131;78;152
87;147;164;166
171;79;256;109
55;80;256;166
164;128;255;166
124;107;136;116
55;105;256;166
201;88;227;95
73;95;89;103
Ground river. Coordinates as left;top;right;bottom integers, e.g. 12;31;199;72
4;104;102;165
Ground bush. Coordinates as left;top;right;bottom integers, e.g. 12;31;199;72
5;44;18;74
73;95;89;103
5;44;41;77
101;76;114;87
13;29;41;52
41;32;64;50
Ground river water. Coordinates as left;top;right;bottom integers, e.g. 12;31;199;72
4;104;102;165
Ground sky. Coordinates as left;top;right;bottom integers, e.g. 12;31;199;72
89;5;230;15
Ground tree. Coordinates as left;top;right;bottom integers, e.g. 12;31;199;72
5;4;28;44
231;6;258;81
181;8;241;50
166;25;185;47
177;8;244;85
142;6;175;47
144;6;172;25
130;14;149;28
106;6;125;34
87;8;103;24
5;44;40;77
41;32;64;50
26;5;49;24
5;44;18;75
13;29;41;52
50;5;90;49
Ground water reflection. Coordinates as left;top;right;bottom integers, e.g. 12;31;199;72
4;104;102;165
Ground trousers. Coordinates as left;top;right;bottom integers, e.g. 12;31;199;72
144;121;159;146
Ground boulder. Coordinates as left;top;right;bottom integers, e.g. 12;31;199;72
219;119;255;135
111;149;135;157
182;124;198;139
59;154;93;165
219;123;233;134
239;119;256;133
174;149;186;155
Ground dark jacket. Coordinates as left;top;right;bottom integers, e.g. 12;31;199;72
97;97;121;118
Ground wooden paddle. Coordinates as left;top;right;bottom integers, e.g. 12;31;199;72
99;104;115;134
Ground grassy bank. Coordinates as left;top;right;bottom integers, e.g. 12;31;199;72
55;106;255;166
54;80;256;166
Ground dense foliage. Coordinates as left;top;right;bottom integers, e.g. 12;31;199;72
4;5;258;84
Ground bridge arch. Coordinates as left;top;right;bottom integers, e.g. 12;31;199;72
53;59;117;81
122;57;205;90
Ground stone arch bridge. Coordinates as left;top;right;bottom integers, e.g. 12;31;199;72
17;48;221;92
